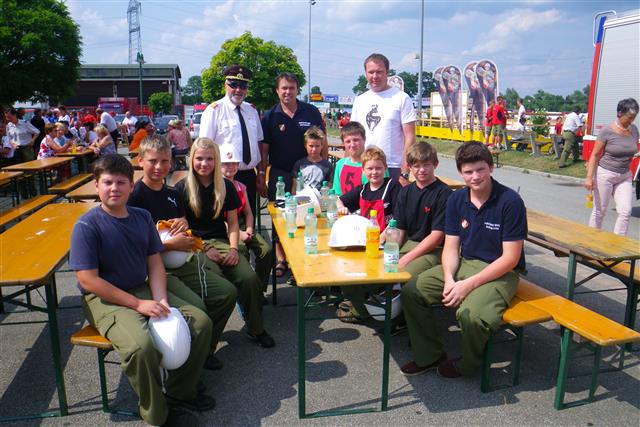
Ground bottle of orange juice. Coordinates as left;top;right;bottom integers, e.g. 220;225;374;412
365;210;380;258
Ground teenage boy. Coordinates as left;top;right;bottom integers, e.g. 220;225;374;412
291;126;333;192
335;146;400;323
400;142;526;378
70;154;215;426
127;135;237;371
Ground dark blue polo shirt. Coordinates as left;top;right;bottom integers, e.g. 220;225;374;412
261;100;324;172
445;178;527;271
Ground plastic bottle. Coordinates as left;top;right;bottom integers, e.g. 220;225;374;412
296;171;305;193
319;180;330;213
326;189;338;227
284;192;297;237
585;193;593;209
275;176;286;202
365;210;380;259
304;207;318;254
384;219;400;272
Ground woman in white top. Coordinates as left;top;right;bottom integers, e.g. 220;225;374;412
584;98;639;236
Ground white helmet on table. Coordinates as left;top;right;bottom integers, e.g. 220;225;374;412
328;214;369;248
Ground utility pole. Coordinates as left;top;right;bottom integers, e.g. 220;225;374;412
127;0;142;64
308;1;316;102
417;0;425;117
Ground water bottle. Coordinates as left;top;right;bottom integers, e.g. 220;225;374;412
319;180;330;213
304;207;318;254
585;193;593;209
365;210;380;259
296;171;304;193
284;192;297;237
384;219;400;272
326;189;338;227
275;176;286;202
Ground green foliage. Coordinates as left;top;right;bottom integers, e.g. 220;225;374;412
352;70;435;98
519;85;590;113
148;92;174;115
502;88;520;109
352;75;368;95
201;32;305;110
0;0;82;104
181;75;203;105
530;110;550;137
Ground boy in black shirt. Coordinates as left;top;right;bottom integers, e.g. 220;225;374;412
128;135;237;371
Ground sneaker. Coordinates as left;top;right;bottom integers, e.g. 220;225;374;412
203;354;223;371
336;308;368;324
437;358;462;378
165;392;216;412
161;406;197;427
400;354;446;377
338;300;353;312
247;330;275;348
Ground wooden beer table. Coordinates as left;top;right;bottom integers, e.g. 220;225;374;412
0;202;97;421
0;170;24;205
2;157;72;194
268;203;410;418
65;170;144;201
56;149;94;173
526;209;639;330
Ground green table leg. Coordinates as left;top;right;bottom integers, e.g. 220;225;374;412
271;220;278;306
554;328;573;410
380;284;392;411
566;253;577;300
624;260;637;351
45;281;68;416
297;286;306;418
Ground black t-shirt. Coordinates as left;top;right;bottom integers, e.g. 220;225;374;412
261;100;324;172
127;180;185;223
340;177;400;220
174;178;240;240
393;179;453;242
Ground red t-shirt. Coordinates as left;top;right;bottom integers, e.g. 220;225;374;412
492;104;507;125
485;105;494;126
554;122;563;135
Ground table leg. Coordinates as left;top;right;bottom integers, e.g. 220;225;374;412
39;171;47;195
45;281;68;416
554;328;573;410
624;260;637;351
12;177;19;206
566;253;577;300
297;286;306;418
271;219;278;306
380;284;392;411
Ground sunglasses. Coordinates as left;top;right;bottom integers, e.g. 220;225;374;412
226;80;248;90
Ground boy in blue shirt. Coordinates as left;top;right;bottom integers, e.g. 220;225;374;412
70;154;215;426
400;142;527;378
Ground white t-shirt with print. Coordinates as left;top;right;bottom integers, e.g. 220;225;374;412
351;86;416;168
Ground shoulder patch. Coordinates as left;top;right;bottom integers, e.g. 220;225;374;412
209;102;218;109
248;103;257;110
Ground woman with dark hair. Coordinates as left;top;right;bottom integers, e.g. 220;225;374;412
129;119;154;151
585;98;639;236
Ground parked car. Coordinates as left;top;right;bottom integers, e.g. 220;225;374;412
189;112;203;140
153;115;179;135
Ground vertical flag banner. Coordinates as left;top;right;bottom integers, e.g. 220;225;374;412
475;59;498;106
464;61;485;132
433;67;453;130
441;65;463;133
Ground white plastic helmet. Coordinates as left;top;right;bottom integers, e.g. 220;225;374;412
148;307;191;370
219;143;240;163
294;186;321;226
328;214;369;248
158;230;190;269
364;286;402;320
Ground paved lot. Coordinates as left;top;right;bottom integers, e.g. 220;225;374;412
0;153;638;426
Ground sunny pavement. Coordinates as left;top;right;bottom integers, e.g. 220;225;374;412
0;152;638;426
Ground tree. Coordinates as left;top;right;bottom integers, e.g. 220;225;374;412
148;92;174;115
181;75;203;105
201;32;305;111
395;71;436;98
352;75;368;95
501;88;520;109
0;0;81;104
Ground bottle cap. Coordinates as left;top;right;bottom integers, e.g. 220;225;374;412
307;207;314;213
285;192;291;197
277;176;283;182
322;180;327;186
388;219;397;227
370;210;377;217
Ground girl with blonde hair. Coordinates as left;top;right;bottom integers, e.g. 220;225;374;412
174;137;275;348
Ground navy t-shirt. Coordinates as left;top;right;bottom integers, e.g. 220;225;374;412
70;206;164;292
393;179;452;242
174;178;240;240
128;180;185;223
445;179;527;271
261;100;324;172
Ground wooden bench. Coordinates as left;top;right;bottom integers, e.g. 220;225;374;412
0;194;57;231
48;173;93;195
70;325;138;417
484;278;640;409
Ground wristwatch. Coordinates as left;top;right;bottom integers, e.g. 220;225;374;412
400;172;410;180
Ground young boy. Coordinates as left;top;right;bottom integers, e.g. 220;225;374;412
218;143;273;289
400;142;526;378
291;126;333;192
336;146;399;232
127;135;237;371
70;154;215;426
331;121;367;196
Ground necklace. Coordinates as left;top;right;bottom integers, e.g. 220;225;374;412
613;120;630;133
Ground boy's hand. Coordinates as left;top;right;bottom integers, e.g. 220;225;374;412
442;279;472;308
205;246;223;264
337;206;349;215
239;230;251;242
169;218;188;235
245;226;254;240
164;233;194;251
136;299;171;318
222;248;239;266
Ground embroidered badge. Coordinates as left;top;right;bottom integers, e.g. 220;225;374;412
423;206;431;213
461;219;469;229
278;124;285;132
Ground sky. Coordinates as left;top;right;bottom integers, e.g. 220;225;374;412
64;0;639;99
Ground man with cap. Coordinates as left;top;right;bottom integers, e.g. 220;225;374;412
199;65;263;216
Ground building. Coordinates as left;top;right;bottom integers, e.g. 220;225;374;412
62;64;181;108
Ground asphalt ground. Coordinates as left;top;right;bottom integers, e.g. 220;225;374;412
0;151;638;426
